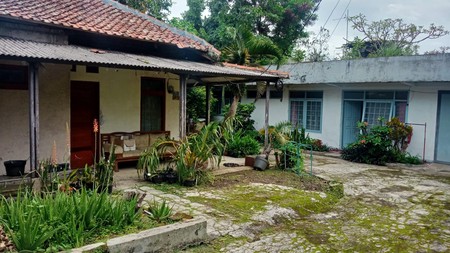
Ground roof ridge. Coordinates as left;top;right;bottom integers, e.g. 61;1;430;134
102;0;220;57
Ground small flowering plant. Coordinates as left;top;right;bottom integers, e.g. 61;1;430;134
357;121;369;136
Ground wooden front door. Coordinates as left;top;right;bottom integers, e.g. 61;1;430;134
70;81;99;169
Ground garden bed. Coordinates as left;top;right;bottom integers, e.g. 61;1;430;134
0;189;179;252
71;218;207;253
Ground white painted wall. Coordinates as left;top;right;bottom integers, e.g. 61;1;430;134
1;63;182;175
0;63;71;174
247;80;450;161
257;55;450;162
70;66;181;138
242;84;343;149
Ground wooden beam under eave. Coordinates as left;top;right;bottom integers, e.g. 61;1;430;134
28;62;39;173
205;84;211;125
179;74;187;140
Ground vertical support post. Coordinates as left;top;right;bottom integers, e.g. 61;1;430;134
205;85;211;125
423;122;427;162
179;74;187;140
28;62;39;173
264;81;270;153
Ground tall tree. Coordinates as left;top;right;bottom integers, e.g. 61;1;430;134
298;27;330;62
117;0;172;21
221;27;283;119
204;0;319;57
343;14;448;59
182;0;205;32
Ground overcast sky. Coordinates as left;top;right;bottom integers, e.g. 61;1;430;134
170;0;450;58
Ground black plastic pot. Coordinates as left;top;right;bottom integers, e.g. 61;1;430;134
183;179;196;187
253;156;269;171
4;160;26;176
151;173;165;184
164;172;178;184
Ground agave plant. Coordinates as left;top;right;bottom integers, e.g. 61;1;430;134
144;199;173;223
138;122;226;184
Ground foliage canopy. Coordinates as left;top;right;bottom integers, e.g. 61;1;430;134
343;14;448;59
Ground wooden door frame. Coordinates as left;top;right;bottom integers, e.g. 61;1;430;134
70;81;100;167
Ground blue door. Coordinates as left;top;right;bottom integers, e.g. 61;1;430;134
342;101;363;148
435;91;450;163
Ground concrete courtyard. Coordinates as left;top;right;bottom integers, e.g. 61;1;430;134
114;154;450;252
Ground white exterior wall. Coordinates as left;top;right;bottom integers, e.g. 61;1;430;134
70;66;181;138
247;80;449;161
1;63;181;174
256;54;450;162
242;84;343;149
0;63;71;174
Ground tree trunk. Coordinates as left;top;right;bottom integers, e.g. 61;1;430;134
226;94;240;119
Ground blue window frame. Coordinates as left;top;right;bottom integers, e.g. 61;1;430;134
289;91;323;132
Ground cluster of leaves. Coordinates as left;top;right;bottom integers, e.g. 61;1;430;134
262;121;329;152
187;86;218;122
39;147;116;193
222;103;256;132
145;199;173;223
139;121;228;185
117;0;173;21
343;14;449;59
341;118;420;165
276;141;305;174
0;189;140;252
169;0;319;64
227;133;261;158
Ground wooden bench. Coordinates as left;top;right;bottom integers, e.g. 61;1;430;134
101;131;171;171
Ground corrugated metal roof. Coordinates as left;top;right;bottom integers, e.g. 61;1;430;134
0;37;282;80
0;0;220;57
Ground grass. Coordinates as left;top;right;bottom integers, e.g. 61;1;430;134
181;167;450;252
0;189;157;252
187;184;339;224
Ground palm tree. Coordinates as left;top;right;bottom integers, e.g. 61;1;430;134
221;27;283;119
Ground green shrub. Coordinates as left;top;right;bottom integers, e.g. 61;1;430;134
342;118;423;165
277;142;304;173
223;103;256;132
0;189;140;251
310;139;330;152
145;199;173;223
227;135;261;158
394;152;423;165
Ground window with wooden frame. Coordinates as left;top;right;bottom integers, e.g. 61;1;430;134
0;64;28;90
141;78;166;131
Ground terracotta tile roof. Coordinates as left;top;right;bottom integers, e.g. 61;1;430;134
0;0;220;57
222;63;289;79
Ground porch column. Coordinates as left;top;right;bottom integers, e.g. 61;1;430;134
205;84;211;124
179;74;187;140
264;81;270;153
28;62;39;173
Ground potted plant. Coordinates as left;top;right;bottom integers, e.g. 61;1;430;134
163;166;177;184
255;121;292;171
4;160;27;177
138;142;167;182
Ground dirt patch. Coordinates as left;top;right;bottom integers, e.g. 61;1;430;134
379;185;414;192
207;169;330;192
